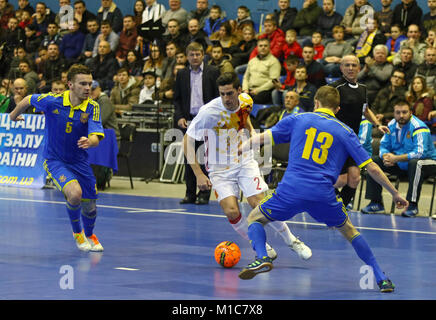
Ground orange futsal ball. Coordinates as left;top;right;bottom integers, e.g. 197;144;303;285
214;241;241;268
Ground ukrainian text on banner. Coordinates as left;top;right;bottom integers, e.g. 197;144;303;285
0;114;46;188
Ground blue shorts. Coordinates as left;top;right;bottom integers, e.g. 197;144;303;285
259;191;348;228
43;159;98;200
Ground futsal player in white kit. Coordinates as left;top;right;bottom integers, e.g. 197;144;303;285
183;72;312;260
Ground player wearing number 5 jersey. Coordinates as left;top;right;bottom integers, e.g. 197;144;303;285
9;64;105;253
238;86;409;293
184;72;312;261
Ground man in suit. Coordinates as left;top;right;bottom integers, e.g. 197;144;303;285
174;41;220;205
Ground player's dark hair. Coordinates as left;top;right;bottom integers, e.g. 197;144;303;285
314;86;340;109
67;64;92;82
216;72;240;90
394;100;412;110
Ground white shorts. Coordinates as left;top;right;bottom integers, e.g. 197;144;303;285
209;160;268;202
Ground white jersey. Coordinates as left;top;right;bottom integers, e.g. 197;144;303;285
186;97;254;173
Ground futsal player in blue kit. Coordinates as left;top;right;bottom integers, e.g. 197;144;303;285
9;64;104;252
237;86;409;292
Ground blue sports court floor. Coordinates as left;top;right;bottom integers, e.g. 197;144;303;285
1;186;436;301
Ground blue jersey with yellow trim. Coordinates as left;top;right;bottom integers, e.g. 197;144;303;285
30;91;104;164
268;108;371;201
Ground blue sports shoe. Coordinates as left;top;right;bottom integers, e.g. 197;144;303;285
378;279;395;293
401;204;418;217
361;202;385;214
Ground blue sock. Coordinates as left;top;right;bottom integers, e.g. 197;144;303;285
351;234;387;283
248;222;268;259
66;202;82;234
81;210;97;237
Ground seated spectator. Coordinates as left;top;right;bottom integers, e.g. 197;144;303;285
74;0;97;35
406;76;434;122
209;20;240;55
386;24;407;62
282;29;302;59
8;46;31;79
203;4;226;37
311;31;325;60
110;68;141;112
375;0;394;37
393;24;426;66
143;43;164;79
271;54;299;106
41;22;63;48
187;0;210;30
208;42;233;75
162;18;189;49
249;18;285;61
321;25;353;77
115;15;138;64
228;26;257;68
35;46;48;75
18;59;38;94
31;2;56;36
162;0;188;32
415;46;436;89
357;44;393;104
175;48;188;66
264;90;303;128
59;19;85;63
372;69;407;126
355;17;387;64
97;0;123;33
393;46;418;86
242;38;281;104
292;0;323;39
86;40;119;92
302;44;326;88
79;19;99;64
236;5;254;30
38;43;68;92
361;101;436;217
422;0;436;36
92;20;120;58
133;0;145;26
0;17;25;56
282;65;317;112
153;63;185;103
138;70;157;104
186;18;210;51
425;27;436;48
160;41;178;80
341;0;372;43
0;0;15;30
6;78;31;113
392;0;422;30
50;79;67;94
121;50;144;80
23;24;43;57
273;0;297;33
316;0;343;42
18;9;33;31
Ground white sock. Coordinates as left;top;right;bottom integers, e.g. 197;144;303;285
229;212;249;240
268;221;296;246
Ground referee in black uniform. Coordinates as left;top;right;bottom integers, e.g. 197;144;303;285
329;55;390;207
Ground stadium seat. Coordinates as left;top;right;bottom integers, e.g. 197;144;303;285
251;104;273;118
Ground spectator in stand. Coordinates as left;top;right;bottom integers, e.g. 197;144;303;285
138;70;157;104
282;29;302;59
186;18;210;51
35;46;48;75
243;38;281;105
386;24;407;63
321;25;353;77
121;50;144;80
175;48;187;66
209;20;240;54
203;5;226;37
0;17;25;55
153;63;185;103
59;18;85;63
79;19;99;64
17;0;34;15
162;0;188;32
341;0;372;43
393;46;418;86
133;0;145;26
393;24;426;66
41;22;63;48
208;42;233;75
249;19;285;61
86;40;119;92
392;0;422;30
283;65;317;112
74;0;97;35
0;0;15;30
50;79;67;94
18;59;38;94
415;46;436;89
92;20;119;58
235;6;253;30
357;44;394;105
6;78;30;113
375;0;394;38
316;0;343;43
425;27;436;48
18;9;33;31
187;0;210;29
355;17;387;64
97;0;123;34
116;15;138;64
406;76;434;122
271;54;299;106
30;2;56;37
311;31;324;60
161;41;178;80
292;0;323;40
302;44;326;88
422;0;436;36
143;43;165;79
273;0;298;33
38;43;68;93
162;18;189;49
23;24;43;57
229;26;257;69
110;68;142;113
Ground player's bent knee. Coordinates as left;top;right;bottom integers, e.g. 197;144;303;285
64;183;82;205
247;206;268;226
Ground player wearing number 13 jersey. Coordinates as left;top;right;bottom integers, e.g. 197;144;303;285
184;72;312;261
238;86;409;293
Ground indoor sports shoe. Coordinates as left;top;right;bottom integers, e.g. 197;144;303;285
73;230;91;252
238;256;273;280
401;204;418;217
289;238;312;260
361;202;385;214
378;279;395;293
266;243;277;261
86;234;104;252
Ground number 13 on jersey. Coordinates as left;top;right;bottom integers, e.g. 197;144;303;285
302;127;333;165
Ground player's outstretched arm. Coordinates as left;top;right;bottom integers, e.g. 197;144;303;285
238;131;272;155
9;95;32;121
365;161;409;210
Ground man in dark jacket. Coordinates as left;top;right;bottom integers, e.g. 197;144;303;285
273;0;297;33
86;40;118;92
96;0;123;33
392;0;422;30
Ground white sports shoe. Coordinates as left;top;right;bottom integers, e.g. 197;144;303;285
73;230;91;252
289;238;312;260
266;243;277;260
86;234;104;252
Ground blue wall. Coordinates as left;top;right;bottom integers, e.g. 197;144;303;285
10;0;431;28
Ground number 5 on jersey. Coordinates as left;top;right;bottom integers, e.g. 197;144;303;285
66;121;72;133
302;127;333;165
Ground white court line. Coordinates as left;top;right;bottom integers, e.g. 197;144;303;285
114;267;139;271
1;197;436;235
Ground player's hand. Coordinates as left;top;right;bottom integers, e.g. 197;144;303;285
9;114;24;121
382;153;396;167
197;174;212;191
393;193;409;210
77;136;91;149
378;125;390;134
178;118;188;129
